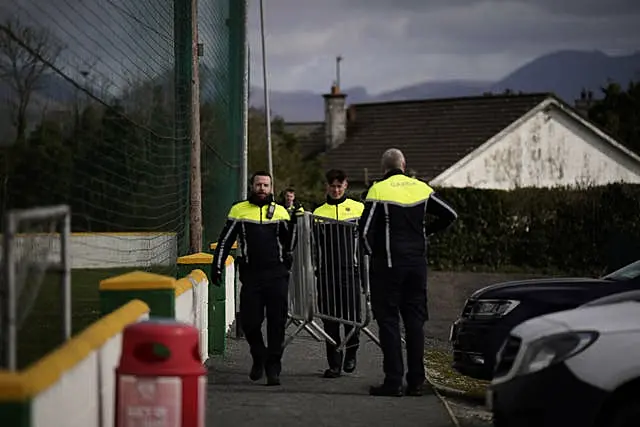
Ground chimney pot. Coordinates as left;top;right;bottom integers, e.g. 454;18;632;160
323;85;347;150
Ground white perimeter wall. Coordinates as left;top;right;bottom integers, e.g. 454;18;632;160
175;273;210;363
26;268;212;427
31;311;149;427
0;232;177;269
225;262;236;335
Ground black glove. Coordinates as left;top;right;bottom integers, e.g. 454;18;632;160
283;252;293;270
290;211;299;225
211;268;223;287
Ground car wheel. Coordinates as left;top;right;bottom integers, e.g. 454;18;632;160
605;399;640;427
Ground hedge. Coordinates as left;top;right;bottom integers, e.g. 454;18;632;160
432;184;640;275
300;183;640;276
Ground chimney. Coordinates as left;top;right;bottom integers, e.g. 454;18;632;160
574;88;594;119
323;83;347;150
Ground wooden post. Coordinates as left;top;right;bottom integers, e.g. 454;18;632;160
259;0;274;190
189;0;203;253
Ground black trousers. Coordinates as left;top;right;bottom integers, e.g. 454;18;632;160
322;320;359;369
370;260;428;388
239;273;289;375
317;273;362;369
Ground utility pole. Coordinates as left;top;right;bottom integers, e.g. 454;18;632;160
259;0;274;190
189;0;202;253
336;55;342;88
240;3;249;200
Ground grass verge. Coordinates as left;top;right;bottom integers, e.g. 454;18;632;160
425;349;489;401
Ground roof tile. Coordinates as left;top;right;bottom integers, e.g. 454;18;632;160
324;92;552;183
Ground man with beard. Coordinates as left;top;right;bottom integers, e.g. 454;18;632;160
212;171;296;386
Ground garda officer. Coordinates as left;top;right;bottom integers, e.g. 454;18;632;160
359;149;457;396
212;171;296;386
281;187;304;215
313;169;365;378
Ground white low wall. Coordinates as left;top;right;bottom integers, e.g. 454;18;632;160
225;259;236;335
0;300;150;427
0;267;213;427
0;232;177;269
175;270;209;363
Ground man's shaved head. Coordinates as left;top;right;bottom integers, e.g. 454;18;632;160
381;148;406;172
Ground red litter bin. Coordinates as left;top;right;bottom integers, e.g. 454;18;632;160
115;319;207;427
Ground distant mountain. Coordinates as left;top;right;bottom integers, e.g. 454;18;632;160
364;80;492;103
252;50;640;122
248;86;372;122
2;49;639;137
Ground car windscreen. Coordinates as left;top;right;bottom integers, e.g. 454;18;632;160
602;260;640;281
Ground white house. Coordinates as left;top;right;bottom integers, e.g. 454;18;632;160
286;86;640;190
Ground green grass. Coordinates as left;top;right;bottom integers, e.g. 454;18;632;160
16;266;174;370
424;349;489;400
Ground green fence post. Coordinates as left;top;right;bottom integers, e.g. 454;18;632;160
176;252;231;355
0;399;30;427
99;271;177;318
177;253;218;355
209;242;243;339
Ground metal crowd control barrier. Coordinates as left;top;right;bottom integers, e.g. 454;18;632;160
285;212;379;350
285;212;336;346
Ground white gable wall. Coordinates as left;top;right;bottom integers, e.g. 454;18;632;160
432;106;640;189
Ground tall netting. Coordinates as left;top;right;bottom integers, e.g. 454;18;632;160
199;0;244;246
0;0;245;367
0;1;190;267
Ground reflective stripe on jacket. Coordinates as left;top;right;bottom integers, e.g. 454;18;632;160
313;197;364;274
359;169;457;267
213;199;294;277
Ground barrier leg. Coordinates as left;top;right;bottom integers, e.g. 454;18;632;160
362;327;381;347
284;319;336;348
302;322;322;341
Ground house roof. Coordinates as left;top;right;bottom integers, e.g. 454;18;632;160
322;92;552;183
283;121;325;159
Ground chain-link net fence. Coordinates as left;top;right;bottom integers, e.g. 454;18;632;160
0;0;245;368
199;0;244;247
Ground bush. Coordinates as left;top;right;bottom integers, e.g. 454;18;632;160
429;184;640;275
303;183;640;276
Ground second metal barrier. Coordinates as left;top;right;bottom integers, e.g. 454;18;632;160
285;212;379;350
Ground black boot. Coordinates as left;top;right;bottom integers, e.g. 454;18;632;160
323;367;341;378
405;383;432;396
249;359;264;381
265;363;281;386
343;351;357;373
369;383;403;397
323;349;343;378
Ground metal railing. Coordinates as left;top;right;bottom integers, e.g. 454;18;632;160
285;212;379;350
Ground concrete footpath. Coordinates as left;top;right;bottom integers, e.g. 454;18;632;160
206;327;456;427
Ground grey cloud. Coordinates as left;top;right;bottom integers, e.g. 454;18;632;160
3;0;637;95
348;0;640;17
401;4;640;55
247;0;640;92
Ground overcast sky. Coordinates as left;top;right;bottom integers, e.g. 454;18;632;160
247;0;640;94
1;0;638;97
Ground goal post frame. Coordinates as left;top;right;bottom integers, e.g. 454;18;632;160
1;205;71;370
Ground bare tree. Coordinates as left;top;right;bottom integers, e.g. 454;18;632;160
0;18;64;144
